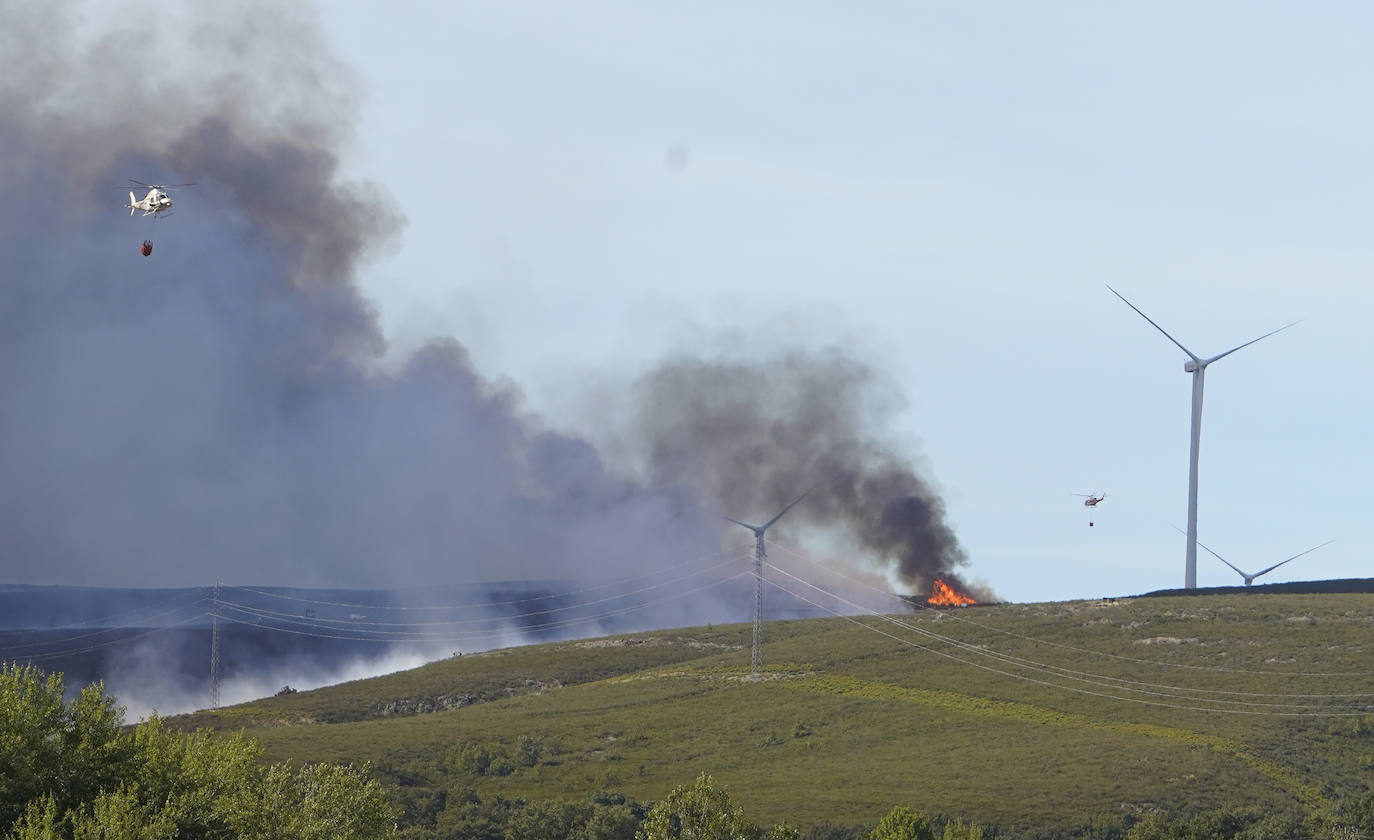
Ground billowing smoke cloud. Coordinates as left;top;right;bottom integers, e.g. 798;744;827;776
0;2;713;588
0;3;976;607
623;346;984;599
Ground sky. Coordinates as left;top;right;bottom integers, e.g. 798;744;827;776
320;1;1374;602
3;2;1371;605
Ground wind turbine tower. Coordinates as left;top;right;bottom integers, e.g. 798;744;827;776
726;489;813;675
1109;286;1299;588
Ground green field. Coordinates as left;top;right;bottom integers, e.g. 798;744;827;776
169;592;1374;837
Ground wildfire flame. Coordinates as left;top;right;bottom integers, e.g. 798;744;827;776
927;578;976;607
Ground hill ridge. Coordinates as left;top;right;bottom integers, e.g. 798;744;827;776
166;592;1374;834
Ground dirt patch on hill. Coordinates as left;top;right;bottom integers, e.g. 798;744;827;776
570;636;742;651
1135;636;1200;646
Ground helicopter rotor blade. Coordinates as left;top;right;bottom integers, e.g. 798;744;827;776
127;180;195;189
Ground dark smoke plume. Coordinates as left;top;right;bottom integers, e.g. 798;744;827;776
0;2;977;606
0;2;714;589
625;345;984;599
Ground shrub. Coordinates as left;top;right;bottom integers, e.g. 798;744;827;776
0;664;397;838
449;742;515;777
869;806;935;840
517;735;545;767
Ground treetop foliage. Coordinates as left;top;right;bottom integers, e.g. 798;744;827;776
0;662;397;839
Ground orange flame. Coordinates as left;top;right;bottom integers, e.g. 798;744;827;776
926;578;976;607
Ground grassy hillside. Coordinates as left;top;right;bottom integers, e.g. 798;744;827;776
169;592;1374;836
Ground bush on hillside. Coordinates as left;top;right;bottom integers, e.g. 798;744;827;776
0;662;396;839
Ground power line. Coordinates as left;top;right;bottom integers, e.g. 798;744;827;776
219;545;753;611
5;609;211;663
214;554;749;631
759;552;1374;701
0;591;210;653
759;564;1374;717
767;563;1368;710
764;535;1374;679
212;569;756;645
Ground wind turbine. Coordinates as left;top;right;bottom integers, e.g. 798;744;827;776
1108;285;1300;588
725;487;814;675
1171;525;1333;586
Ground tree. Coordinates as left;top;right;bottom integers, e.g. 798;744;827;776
447;743;513;777
584;803;641;840
234;761;398;840
1121;806;1285;840
1122;813;1171;840
506;799;594;840
7;796;62;840
869;806;935;840
0;664;132;831
637;773;754;839
0;664;397;839
433;787;514;840
516;736;544;768
802;825;866;840
636;773;797;840
939;818;985;840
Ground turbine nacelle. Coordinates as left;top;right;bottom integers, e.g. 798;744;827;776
723;485;817;676
1108;284;1300;589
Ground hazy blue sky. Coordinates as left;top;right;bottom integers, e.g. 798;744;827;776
310;2;1373;603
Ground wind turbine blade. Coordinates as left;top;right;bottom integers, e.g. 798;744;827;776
1254;539;1335;577
1206;548;1249;578
722;516;757;532
1250;558;1294;579
1204;320;1304;365
761;485;817;531
1107;285;1201;362
1171;524;1247;577
1199;541;1249;578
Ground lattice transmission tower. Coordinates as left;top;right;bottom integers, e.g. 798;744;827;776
724;488;813;676
209;581;221;710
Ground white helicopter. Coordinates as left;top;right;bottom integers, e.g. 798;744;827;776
126;179;195;217
1074;493;1106;527
1074;493;1106;508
